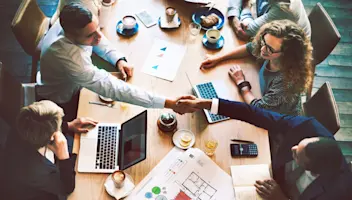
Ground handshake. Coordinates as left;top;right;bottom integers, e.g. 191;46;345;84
167;95;213;115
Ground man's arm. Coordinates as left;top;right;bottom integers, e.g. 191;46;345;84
228;0;242;19
92;34;125;67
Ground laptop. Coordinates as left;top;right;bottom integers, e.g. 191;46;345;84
77;110;147;173
191;81;230;123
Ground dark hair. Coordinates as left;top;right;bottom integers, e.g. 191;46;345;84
304;137;344;175
59;3;93;35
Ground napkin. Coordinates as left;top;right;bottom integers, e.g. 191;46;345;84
160;14;181;28
104;174;135;199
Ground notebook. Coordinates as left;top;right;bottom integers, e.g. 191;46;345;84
230;164;271;200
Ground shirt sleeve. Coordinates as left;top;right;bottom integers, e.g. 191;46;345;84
92;34;126;67
228;0;242;18
217;98;308;133
250;76;301;116
59;49;166;108
244;5;291;36
210;98;219;114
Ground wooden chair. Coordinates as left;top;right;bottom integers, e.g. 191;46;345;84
307;2;341;98
303;82;340;135
0;62;36;128
11;0;50;83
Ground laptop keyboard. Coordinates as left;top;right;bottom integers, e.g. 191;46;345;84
195;82;229;123
95;126;117;170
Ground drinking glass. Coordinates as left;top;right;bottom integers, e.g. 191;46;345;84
189;22;201;36
204;136;218;156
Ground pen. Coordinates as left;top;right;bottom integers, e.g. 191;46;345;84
231;139;254;143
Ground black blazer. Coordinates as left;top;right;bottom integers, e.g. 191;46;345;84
217;99;352;200
1;123;76;200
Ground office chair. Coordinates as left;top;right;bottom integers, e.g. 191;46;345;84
303;82;340;135
307;3;340;98
11;0;50;82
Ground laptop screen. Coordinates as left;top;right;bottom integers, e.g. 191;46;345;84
118;110;147;170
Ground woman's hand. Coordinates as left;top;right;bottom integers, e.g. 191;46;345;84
200;54;222;70
228;65;245;85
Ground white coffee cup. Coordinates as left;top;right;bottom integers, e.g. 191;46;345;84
122;15;137;30
206;29;221;44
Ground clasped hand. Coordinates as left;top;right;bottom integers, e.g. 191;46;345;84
171;95;202;115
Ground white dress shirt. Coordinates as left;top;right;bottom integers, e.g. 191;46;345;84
37;22;165;108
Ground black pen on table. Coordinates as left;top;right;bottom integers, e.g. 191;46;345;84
231;139;254;143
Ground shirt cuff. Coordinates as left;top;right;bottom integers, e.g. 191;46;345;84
227;7;240;18
210;98;219;114
154;96;166;108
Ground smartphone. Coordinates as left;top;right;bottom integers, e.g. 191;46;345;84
135;10;157;28
230;143;258;157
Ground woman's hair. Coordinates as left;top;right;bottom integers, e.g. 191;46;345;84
251;20;313;94
16;100;64;149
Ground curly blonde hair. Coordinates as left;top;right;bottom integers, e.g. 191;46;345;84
251;19;313;94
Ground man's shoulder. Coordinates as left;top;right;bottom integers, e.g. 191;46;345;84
43;37;82;59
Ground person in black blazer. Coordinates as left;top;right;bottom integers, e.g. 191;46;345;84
1;100;97;200
178;97;352;200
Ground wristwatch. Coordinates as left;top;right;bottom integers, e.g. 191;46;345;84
237;81;252;93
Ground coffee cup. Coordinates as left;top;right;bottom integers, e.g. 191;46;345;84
122;15;137;30
205;28;221;44
112;170;126;188
165;7;177;23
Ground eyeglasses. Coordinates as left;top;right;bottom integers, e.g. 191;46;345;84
260;34;282;55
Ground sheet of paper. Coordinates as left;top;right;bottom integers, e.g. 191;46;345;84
234;186;263;200
231;164;271;187
127;148;235;200
141;38;186;81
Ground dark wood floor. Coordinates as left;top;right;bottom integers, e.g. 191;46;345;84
0;0;351;141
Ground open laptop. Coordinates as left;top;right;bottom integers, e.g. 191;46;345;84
191;80;230;123
77;110;147;173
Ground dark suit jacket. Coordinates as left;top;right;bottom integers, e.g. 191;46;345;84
1;122;77;200
218;98;352;200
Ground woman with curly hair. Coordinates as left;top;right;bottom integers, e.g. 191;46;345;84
200;20;313;115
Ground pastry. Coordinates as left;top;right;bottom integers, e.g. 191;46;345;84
200;13;219;28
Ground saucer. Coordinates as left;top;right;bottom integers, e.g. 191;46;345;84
192;7;225;30
158;16;181;29
202;34;224;50
104;173;135;199
172;129;195;150
116;20;139;36
99;95;114;103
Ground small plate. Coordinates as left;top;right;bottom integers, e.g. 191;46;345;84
158;17;181;29
192;7;225;30
99;95;114;103
116;20;139;36
172;129;195;150
104;173;135;199
202;34;224;50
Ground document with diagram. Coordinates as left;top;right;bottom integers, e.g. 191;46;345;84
127;148;235;200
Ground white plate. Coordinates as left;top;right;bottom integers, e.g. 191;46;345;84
172;129;195;150
104;173;135;200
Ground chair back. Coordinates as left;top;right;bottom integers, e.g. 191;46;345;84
11;0;49;56
303;82;340;135
309;3;340;66
0;62;36;128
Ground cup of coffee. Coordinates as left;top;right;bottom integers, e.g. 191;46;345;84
165;7;177;23
205;28;221;44
112;170;126;188
122;15;137;30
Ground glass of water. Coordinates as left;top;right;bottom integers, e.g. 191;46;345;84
204;136;218;156
189;22;201;36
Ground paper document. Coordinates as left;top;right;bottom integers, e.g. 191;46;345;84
231;164;271;200
141;38;186;81
127;148;235;199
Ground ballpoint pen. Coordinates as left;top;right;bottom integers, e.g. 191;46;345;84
89;101;114;108
230;139;254;143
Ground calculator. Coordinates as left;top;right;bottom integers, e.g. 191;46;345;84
230;143;258;157
192;82;230;123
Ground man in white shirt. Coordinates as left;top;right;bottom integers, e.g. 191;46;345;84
37;3;196;121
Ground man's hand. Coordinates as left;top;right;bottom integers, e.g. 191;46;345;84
255;179;289;200
228;65;245;85
116;60;134;81
177;98;213;110
200;54;222;70
67;117;98;134
165;95;199;115
230;17;250;41
47;131;69;160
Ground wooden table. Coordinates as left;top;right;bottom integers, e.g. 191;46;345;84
70;0;271;199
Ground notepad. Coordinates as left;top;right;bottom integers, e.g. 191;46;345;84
230;164;271;200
